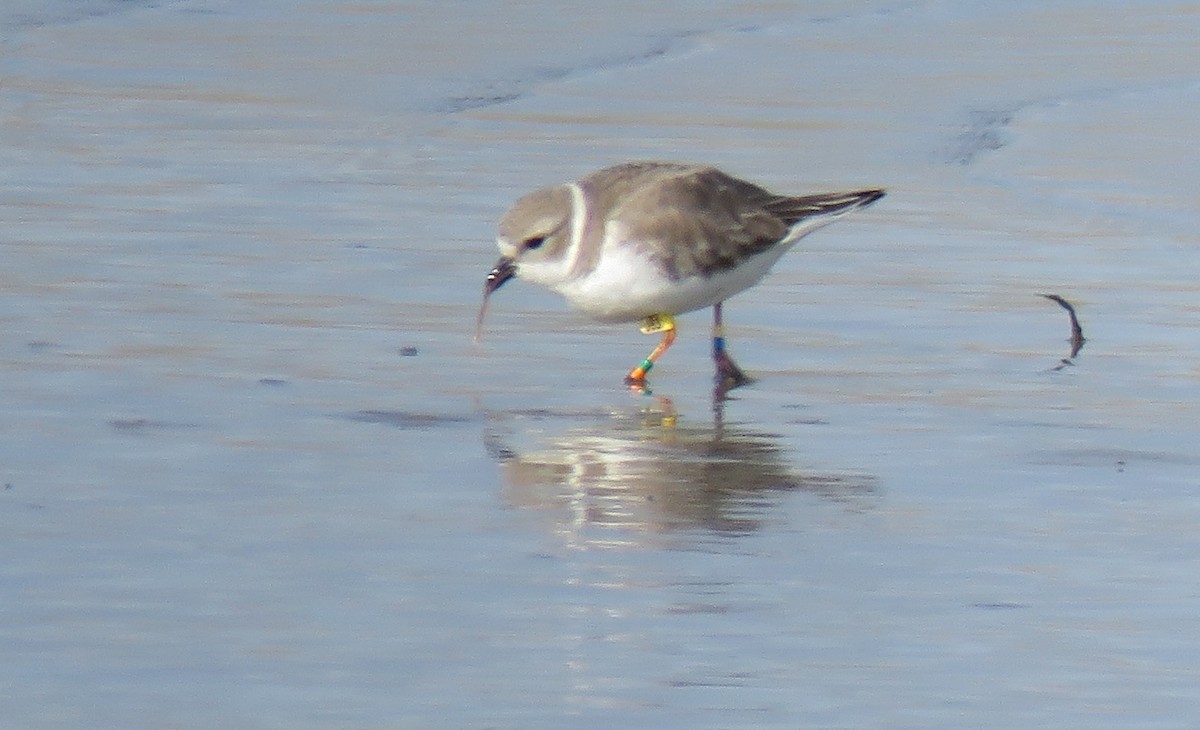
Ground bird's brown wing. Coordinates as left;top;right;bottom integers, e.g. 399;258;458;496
615;167;790;279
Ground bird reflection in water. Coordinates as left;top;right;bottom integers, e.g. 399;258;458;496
483;397;876;544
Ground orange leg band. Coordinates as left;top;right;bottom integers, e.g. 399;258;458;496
626;323;677;384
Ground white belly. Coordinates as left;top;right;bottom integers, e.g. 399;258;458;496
556;244;788;323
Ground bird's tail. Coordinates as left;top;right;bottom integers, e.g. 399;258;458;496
766;189;886;226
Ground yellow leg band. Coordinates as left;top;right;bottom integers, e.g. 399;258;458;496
639;314;676;334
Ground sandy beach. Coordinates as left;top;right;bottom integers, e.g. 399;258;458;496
3;1;1199;727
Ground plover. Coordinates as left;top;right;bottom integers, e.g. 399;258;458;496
476;161;884;392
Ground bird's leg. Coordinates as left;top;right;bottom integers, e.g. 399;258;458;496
625;314;677;390
712;302;752;392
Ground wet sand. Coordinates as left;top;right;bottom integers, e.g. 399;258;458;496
3;1;1199;727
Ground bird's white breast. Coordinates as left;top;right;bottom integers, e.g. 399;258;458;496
554;222;787;323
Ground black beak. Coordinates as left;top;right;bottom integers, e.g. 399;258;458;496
483;256;516;297
475;256;517;342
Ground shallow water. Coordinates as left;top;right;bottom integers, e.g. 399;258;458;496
3;1;1199;727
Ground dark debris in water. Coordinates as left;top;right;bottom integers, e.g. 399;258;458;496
970;602;1030;610
1029;447;1195;468
345;410;473;430
2;482;45;511
1039;293;1086;369
108;418;201;432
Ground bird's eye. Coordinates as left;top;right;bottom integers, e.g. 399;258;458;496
524;236;546;250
